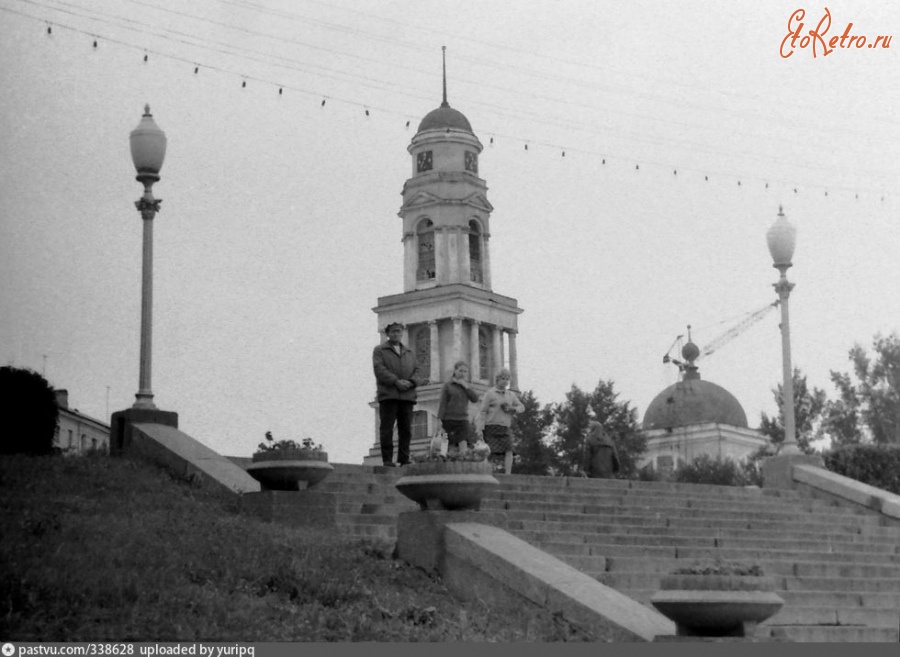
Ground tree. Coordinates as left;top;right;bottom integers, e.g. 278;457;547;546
0;366;59;455
759;367;826;454
820;370;864;446
547;379;644;477
548;384;592;476
511;390;553;475
822;333;900;445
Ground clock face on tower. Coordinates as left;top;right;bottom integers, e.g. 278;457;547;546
417;150;433;173
465;151;478;174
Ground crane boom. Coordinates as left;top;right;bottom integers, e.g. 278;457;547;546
697;300;779;360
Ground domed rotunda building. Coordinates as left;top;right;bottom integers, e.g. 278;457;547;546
639;340;768;477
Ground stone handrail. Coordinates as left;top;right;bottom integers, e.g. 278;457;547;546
792;463;900;522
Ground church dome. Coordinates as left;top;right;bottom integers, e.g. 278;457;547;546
643;341;748;430
417;103;473;134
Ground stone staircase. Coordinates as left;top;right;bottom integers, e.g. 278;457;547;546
313;464;900;642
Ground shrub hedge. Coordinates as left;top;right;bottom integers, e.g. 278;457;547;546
673;454;762;487
823;444;900;495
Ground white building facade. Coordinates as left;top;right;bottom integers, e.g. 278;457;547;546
54;389;110;454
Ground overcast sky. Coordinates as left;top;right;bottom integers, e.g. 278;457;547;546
1;0;898;463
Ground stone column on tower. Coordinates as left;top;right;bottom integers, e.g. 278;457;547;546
470;320;480;380
429;320;440;382
460;226;471;283
452;317;462;367
482;232;492;290
492;327;502;378
508;329;519;390
435;227;448;285
448;227;460;282
402;231;416;291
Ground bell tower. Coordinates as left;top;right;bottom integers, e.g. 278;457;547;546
364;50;523;463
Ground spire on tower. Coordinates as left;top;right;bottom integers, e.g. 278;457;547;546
441;46;449;108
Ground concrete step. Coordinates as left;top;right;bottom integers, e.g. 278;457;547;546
514;528;899;554
502;509;887;534
490;488;869;515
532;543;900;568
779;590;900;609
496;503;883;527
765;625;899;642
623;588;900;625
503;514;885;538
513;523;900;547
598;571;900;594
494;475;783;498
335;512;399;527
592;555;900;578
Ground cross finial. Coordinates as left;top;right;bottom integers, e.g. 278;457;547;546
441;46;449;108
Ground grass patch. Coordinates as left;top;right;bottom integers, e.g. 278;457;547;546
1;454;599;641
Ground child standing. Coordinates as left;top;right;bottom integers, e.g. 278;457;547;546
436;361;480;454
476;368;524;474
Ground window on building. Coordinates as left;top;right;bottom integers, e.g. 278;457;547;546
80;434;86;452
412;410;428;441
469;220;483;283
68;430;73;448
416;219;435;281
415;325;431;381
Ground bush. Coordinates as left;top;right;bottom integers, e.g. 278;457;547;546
823;444;900;495
674;454;761;487
0;366;59;455
636;463;662;482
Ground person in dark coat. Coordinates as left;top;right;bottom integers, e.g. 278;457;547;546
437;360;480;454
372;322;425;466
582;420;620;478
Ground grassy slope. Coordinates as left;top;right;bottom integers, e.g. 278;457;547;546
0;454;598;642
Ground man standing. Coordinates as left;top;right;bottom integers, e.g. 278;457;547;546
373;322;423;466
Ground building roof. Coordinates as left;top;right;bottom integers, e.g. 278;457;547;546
417;102;473;134
642;341;748;430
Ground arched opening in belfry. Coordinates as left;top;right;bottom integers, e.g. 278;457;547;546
416;219;435;281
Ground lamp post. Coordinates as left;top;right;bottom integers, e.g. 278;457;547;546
129;105;167;409
766;206;800;455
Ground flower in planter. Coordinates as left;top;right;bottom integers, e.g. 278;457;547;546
247;432;333;490
652;557;783;638
412;438;491;464
671;558;764;577
254;431;324;456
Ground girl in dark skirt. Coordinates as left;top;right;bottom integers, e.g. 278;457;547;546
436;360;480;454
475;368;524;474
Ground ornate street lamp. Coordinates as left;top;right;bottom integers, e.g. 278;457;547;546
766;206;799;454
129;105;167;409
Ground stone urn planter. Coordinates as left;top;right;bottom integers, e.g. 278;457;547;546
247;435;333;491
395;459;498;511
650;563;784;638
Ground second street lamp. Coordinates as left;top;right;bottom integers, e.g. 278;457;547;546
766;205;800;455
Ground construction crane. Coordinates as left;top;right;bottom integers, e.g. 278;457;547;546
663;300;780;371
